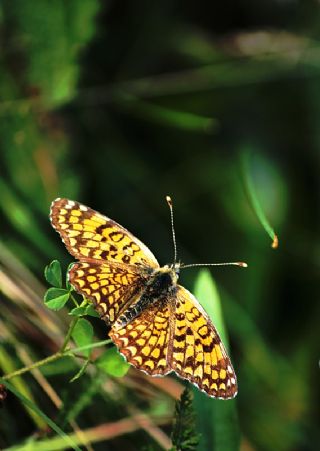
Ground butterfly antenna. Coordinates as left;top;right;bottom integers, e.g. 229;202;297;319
181;262;248;269
166;196;178;265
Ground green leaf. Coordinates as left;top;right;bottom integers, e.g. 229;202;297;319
84;304;100;317
69;306;87;317
96;347;130;377
44;259;62;287
41;357;77;377
69;304;99;318
44;287;70;310
71;318;94;358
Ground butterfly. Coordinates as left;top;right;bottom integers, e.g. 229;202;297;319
50;197;238;399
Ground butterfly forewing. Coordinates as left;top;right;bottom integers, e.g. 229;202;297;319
171;286;237;399
50;198;159;268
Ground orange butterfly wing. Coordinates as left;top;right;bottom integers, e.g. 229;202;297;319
110;298;174;376
50;198;159;268
110;286;237;399
69;262;146;324
171;286;237;399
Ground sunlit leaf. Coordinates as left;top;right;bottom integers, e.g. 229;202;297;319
69;306;87;316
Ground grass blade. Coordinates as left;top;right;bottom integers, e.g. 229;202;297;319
241;150;279;248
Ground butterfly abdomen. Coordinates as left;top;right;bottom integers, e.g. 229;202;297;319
114;268;177;329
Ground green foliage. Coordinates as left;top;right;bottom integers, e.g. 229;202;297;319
1;0;99;107
44;287;70;310
71;318;94;358
41;357;77;377
43;260;76;311
171;388;200;451
69;304;99;318
44;259;63;288
96;347;130;378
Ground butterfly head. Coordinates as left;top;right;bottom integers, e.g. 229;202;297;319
162;262;180;284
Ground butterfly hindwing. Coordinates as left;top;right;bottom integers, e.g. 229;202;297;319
109;298;174;376
50;198;159;268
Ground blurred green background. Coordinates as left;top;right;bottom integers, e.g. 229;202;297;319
0;1;319;450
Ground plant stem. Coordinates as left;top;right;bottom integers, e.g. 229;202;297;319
61;299;87;352
2;338;112;383
70;292;80;307
61;316;78;352
2;351;63;381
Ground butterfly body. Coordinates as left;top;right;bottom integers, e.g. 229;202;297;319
50;198;238;399
114;265;179;329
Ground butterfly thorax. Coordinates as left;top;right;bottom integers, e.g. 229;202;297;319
114;265;179;329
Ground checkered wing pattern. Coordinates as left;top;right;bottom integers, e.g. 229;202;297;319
109;299;173;376
50;197;238;399
171;286;237;399
69;262;145;324
50;198;159;268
